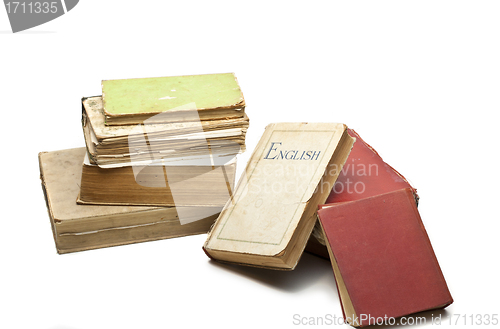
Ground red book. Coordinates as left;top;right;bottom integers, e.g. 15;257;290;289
318;188;453;327
326;129;418;204
306;129;418;258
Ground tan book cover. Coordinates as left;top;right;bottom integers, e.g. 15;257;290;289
39;148;222;254
203;122;355;270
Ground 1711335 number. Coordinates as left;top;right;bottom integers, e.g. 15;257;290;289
5;2;58;14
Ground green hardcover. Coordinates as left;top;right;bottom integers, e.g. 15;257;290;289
102;73;244;116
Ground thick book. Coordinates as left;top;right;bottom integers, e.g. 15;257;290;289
203;123;355;270
102;73;245;125
318;189;453;327
78;153;236;207
39;148;222;254
306;129;418;258
82;96;248;168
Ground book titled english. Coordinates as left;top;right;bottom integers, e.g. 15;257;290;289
203;123;355;270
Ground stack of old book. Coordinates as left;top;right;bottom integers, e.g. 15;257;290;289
39;77;452;326
202;125;453;327
39;73;248;254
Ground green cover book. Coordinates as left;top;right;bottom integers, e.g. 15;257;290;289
102;73;245;125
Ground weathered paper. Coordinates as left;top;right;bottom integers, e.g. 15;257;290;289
205;123;346;257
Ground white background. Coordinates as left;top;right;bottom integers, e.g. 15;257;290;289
1;1;499;328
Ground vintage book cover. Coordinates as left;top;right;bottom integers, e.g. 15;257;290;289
318;189;453;327
324;129;418;204
39;148;222;254
78;152;236;207
102;73;245;125
306;129;418;258
82;96;248;168
203;123;355;270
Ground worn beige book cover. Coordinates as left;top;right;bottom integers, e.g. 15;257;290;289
39;148;222;254
203;122;355;270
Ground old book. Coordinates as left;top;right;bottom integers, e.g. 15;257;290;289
203;123;355;270
318;189;453;327
82;96;248;168
78;153;236;207
306;129;418;258
102;73;245;125
39;148;222;254
325;129;418;204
